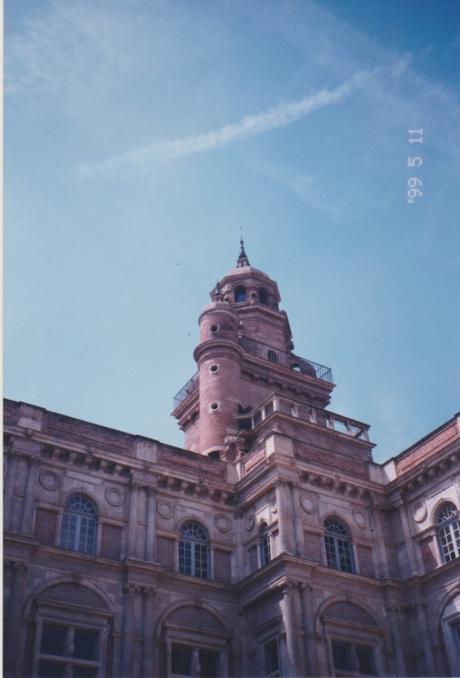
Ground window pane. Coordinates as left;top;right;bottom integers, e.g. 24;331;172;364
356;645;375;674
332;641;352;671
38;660;67;678
60;513;78;550
172;644;193;675
74;629;98;660
41;623;67;656
78;516;96;555
179;541;192;575
264;639;279;673
199;649;219;678
324;535;338;569
194;543;209;578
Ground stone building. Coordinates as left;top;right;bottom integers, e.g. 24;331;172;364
4;242;460;678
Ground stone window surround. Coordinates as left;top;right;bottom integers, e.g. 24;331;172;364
321;515;358;576
33;497;124;559
323;621;385;677
164;621;230;678
31;601;111;678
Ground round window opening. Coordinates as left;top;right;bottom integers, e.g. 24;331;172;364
209;364;219;374
210;324;219;334
209;401;220;412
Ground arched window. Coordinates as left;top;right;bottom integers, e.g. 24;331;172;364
179;522;209;578
234;285;247;303
259;287;268;305
60;495;97;555
437;502;460;563
259;523;271;567
324;517;354;573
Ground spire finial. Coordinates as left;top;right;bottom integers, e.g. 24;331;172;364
237;227;250;267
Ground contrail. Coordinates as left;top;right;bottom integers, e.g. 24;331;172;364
78;71;370;179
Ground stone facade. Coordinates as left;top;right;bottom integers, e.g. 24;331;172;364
4;244;460;677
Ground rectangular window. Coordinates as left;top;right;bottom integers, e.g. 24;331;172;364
172;644;193;675
38;623;100;678
264;639;280;675
332;641;352;671
355;645;376;675
178;541;192;576
332;641;376;675
199;649;219;678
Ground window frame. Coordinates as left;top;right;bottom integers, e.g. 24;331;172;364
331;639;377;675
234;285;247;303
178;521;210;579
259;523;272;568
32;610;109;678
323;517;355;574
436;502;460;564
60;494;98;556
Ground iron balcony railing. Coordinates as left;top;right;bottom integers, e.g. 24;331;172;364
173;337;333;408
239;336;333;383
173;372;199;409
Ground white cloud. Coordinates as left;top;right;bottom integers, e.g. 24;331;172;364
78;70;370;178
6;2;139;111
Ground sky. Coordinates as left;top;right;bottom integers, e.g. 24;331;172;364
5;0;460;464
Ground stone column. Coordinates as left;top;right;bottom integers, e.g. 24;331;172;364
275;481;294;555
415;602;435;676
396;496;419;576
126;483;140;559
21;456;40;534
385;605;407;676
145;488;156;561
280;582;302;676
4;453;18;530
298;582;318;676
4;561;28;676
142;587;156;677
121;584;137;676
289;485;304;557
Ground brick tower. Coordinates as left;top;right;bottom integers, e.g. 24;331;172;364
172;241;348;460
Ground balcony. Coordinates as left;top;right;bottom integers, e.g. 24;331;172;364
239;336;333;383
173;372;199;408
236;392;370;442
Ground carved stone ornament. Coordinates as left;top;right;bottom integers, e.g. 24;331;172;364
157;500;173;519
214;514;231;533
105;486;125;507
246;514;255;531
412;501;427;523
39;470;60;491
353;510;368;528
299;493;315;514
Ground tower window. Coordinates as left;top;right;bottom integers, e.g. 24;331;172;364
210;324;220;334
209;401;220;413
60;495;97;555
259;287;269;305
324;517;354;573
437;502;460;563
178;522;209;578
267;349;278;363
234;285;247;303
259;523;271;567
209;364;219;374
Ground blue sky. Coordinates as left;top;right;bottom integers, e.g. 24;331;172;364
5;0;460;463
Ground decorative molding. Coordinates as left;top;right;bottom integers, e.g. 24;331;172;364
39;470;61;491
214;514;231;533
157;500;174;520
105;486;125;507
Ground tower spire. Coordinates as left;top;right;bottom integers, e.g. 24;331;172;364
236;228;250;267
